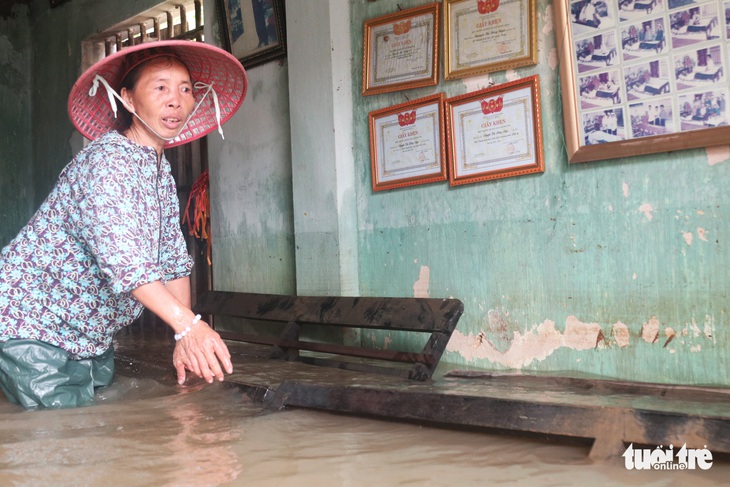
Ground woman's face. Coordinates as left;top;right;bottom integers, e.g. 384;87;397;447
121;57;196;150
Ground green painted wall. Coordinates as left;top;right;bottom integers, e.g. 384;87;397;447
2;0;728;387
0;2;33;246
351;0;729;386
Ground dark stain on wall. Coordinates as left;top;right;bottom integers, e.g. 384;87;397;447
0;0;30;19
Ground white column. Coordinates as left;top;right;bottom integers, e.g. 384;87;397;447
287;0;358;296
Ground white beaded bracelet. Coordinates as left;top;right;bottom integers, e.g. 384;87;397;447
174;314;201;341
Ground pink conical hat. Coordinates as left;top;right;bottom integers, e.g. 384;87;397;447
68;40;247;148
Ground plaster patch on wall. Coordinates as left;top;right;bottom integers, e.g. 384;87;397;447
463;75;495;92
447;312;716;368
682;231;693;245
542;5;554;35
563;316;602;350
447;316;605;368
677;316;716;349
706;144;730;165
622;182;629;197
641;316;660;343
548;48;558;70
689;318;702;338
697;227;708;241
639;203;654;221
703;315;716;344
413;265;430;298
505;69;520;82
612;321;630;347
446;319;562;368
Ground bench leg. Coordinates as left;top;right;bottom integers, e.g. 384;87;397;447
270;321;301;360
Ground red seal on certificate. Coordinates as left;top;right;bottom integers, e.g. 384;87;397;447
478;0;500;15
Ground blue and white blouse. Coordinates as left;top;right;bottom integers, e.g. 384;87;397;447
0;131;193;358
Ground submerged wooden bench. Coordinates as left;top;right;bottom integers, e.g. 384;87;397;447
194;291;464;381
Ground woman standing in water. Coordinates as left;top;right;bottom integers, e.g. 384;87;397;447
0;40;247;409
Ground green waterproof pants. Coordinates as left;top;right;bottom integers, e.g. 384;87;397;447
0;339;114;409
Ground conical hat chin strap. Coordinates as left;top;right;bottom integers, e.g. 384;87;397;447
88;74;224;143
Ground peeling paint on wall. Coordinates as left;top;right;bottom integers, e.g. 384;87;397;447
446;312;718;369
447;319;560;368
611;322;629;347
639;203;654;221
542;4;554;35
563;316;602;350
463;74;495;93
413;265;430;298
706;145;730;165
446;316;603;368
697;227;708;242
641;316;660;343
548;48;558;70
682;231;693;246
702;315;716;344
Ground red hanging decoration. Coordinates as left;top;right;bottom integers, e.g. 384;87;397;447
182;169;212;265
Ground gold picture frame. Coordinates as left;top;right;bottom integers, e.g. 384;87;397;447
444;0;538;80
368;93;447;191
554;0;730;163
445;75;544;185
362;2;440;96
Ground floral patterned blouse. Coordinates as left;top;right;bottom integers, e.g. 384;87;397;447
0;131;193;359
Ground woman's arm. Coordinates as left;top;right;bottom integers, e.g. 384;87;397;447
131;278;232;385
165;275;192;308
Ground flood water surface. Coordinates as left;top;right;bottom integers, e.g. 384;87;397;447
1;368;728;486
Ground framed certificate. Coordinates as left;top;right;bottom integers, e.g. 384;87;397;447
368;93;447;191
444;0;538;80
362;3;440;96
445;75;544;185
554;0;730;163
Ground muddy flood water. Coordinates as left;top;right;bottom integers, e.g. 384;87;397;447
1;358;729;486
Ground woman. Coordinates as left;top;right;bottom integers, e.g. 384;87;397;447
0;40;247;409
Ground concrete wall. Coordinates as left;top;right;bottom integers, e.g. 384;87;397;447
207;58;296;294
25;0;171;207
0;0;173;248
351;0;730;386
0;2;33;245
215;0;729;385
1;0;729;386
206;0;296;295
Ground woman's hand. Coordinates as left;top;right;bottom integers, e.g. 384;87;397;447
130;279;233;385
173;320;232;385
